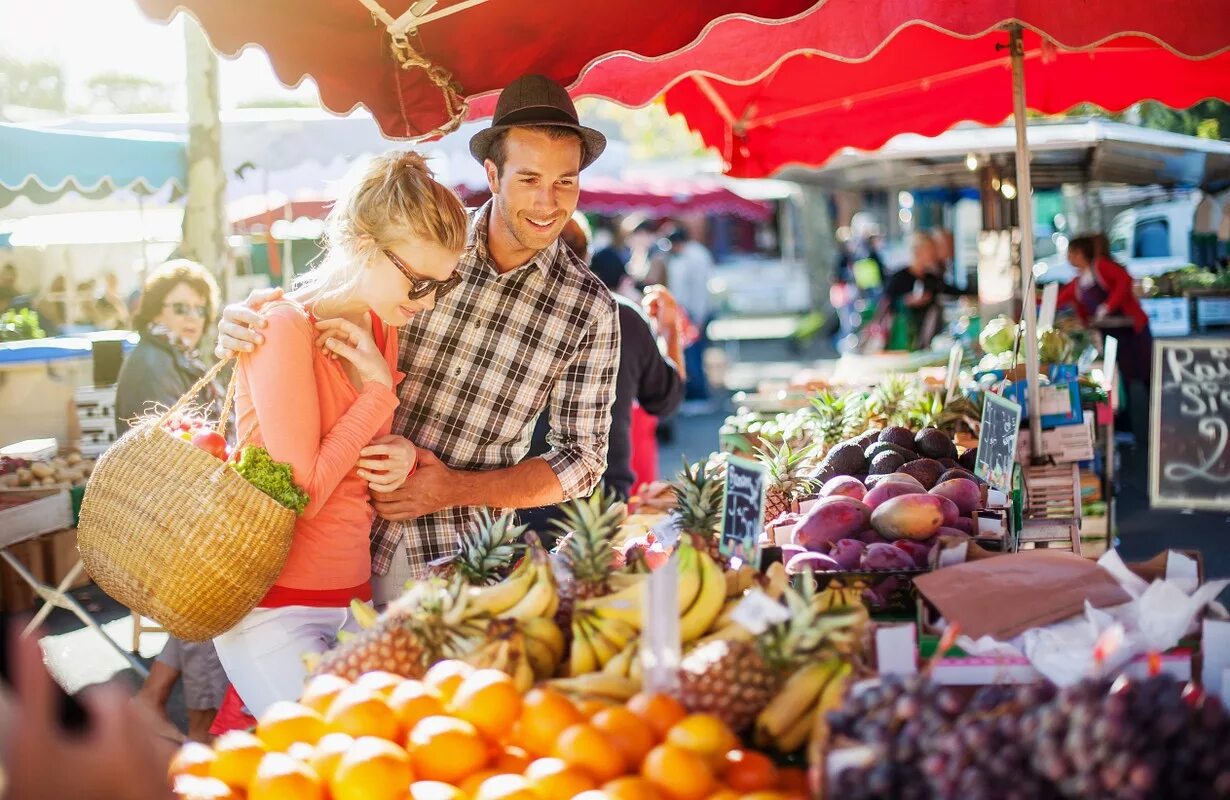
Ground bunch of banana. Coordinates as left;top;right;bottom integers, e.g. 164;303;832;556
678;546;732;643
597;638;643;685
723;563;760;598
520;617;566;680
463;619;537;692
693;561;792;647
568;610;638;676
465;547;561;622
814;576;867;612
575;539;704;631
753;656;852;753
542;673;641;703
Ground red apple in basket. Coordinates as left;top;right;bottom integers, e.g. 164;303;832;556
190;431;228;460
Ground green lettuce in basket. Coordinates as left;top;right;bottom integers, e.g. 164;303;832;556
230;446;309;515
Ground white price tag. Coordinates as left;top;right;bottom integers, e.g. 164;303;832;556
1103;335;1118;400
650;512;682;550
730;588;791;636
1038;384;1074;417
1039;282;1059;330
936;540;969;568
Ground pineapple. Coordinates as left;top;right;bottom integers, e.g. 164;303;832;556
551;488;627;630
756;441;816;525
313;579;479;681
446;510;527;585
674;458;725;560
808;392;848;452
907;392;944;431
677;580;866;731
866;374;915;428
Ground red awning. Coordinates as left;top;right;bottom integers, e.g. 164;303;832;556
457;176;774;221
231;198;334;233
135;0;815;140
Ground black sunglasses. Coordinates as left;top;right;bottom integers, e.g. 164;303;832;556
383;249;461;300
165;301;208;319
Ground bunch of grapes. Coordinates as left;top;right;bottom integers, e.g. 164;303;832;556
827;675;1230;800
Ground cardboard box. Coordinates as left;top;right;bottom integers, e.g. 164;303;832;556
0;537;47;614
0;489;73;547
929;649;1193;685
39;528;89;590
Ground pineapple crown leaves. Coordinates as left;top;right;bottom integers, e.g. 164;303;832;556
673;457;725;537
908;392;945;431
552;486;626;583
755;573;867;671
454;510;528;586
754;440;818;499
867;374;917;426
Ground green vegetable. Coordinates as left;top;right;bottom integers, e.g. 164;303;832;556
1038;327;1071;363
0;309;46;342
230;446;310;514
979;315;1016;355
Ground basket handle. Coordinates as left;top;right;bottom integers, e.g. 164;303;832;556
153;357;233;433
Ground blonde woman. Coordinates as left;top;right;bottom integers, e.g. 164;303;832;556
210;151;468;730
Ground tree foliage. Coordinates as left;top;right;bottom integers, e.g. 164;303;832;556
0;57;67;111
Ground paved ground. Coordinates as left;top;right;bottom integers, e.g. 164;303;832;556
14;335;1230;738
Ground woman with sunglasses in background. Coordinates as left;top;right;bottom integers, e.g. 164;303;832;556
116;259;229;742
208;151;469;732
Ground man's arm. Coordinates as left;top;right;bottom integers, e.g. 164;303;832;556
372;298;621;521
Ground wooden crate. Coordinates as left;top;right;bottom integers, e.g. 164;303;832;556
0;538;47;614
39;528;90;590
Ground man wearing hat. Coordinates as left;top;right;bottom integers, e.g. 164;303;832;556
217;75;620;599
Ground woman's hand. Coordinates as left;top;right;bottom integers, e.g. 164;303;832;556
357;435;417;493
313;318;393;389
214;287;283;359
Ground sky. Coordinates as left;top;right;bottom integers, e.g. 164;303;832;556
0;0;319;109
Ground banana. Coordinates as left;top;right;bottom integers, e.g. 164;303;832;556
602;642;635;678
679;550;728;643
754;658;842;741
808;660;853;752
578;615;619;668
350;599;379;630
568;624;599;676
521;617;566;665
547;673;640;702
580;574;648;628
608;571;645;591
628;641;643;684
589;615;638;653
737;564;758;594
501;564;556;620
523;631;559;679
711;595;743;632
673;544;702;614
693;620;756;648
775;702;818;753
467;556;535;616
763;561;790;600
724;569;741;598
508;636;536;692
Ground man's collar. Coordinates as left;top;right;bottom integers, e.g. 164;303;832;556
469;199;558;278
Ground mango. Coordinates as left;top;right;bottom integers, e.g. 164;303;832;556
818;475;867;501
864;480;925;511
794;496;871;551
860;542;916;570
930;478;982;515
869;493;946;541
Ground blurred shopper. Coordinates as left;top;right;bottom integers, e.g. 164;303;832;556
881;232;968;351
116;260;227;743
666;226;715;409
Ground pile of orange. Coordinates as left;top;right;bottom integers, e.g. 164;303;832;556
169;661;809;800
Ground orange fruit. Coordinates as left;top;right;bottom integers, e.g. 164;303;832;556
626;694;687;740
641;744;714;800
407;715;490;783
591;706;656;768
602;776;666;800
209;730;267;790
355;670;405;698
518;689;584;757
329;735;413;800
448;668;522;740
665;714;737;766
325;685;401;741
473;773;537;800
493;744;532;774
172;774;238;799
524;757;599;799
300;674;352;715
577;698;615;718
552;722;627;784
573;792;616;800
458;769;502;796
307;732;354;784
775;767;808;795
389;680;446;732
739;793;789;800
247;752;324;800
720;750;777;793
408;780;467;800
256;701;328;751
706;790;740;800
423;660;475;703
170;742;217;778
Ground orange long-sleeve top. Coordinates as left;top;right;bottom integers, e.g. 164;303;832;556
232;301;401;599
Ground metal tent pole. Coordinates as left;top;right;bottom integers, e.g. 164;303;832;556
1010;25;1044;459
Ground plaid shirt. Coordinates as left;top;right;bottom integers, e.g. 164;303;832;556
370;201;620;577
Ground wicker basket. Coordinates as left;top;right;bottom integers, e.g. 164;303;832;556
77;359;296;642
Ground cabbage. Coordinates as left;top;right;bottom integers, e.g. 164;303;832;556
1038;327;1070;363
979;315;1017;355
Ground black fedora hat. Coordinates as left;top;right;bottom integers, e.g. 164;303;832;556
469;74;607;170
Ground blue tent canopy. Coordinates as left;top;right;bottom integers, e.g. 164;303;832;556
0;123;185;210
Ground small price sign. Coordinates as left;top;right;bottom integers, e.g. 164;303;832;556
719;455;767;567
975;392;1023;493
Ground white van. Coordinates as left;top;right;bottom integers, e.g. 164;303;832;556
1035;194;1200;284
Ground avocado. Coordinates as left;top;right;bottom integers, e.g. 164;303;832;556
914;427;958;461
856;428;882;450
869;452;906;475
879;426;917;451
864;441;918;463
819;441;867;477
957;447;979;472
897;458;946;490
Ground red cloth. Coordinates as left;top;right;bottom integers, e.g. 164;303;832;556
628;404;659;496
1055;257;1149;332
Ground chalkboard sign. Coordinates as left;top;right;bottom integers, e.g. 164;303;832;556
719;455;766;566
1150;339;1230;510
975;392;1022;493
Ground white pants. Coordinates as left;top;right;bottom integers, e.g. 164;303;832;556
372;535;417;611
213;605;357;718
